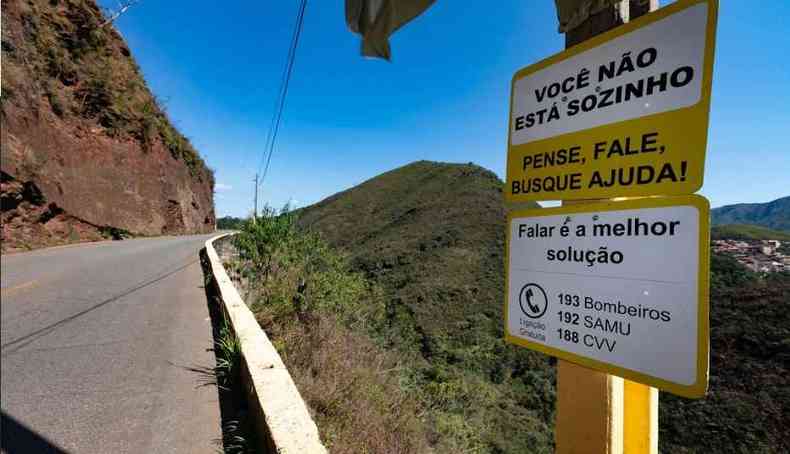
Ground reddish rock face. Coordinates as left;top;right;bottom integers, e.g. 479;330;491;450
1;0;215;252
1;109;215;236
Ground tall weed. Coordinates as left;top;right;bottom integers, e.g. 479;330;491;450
230;206;428;453
233;207;383;331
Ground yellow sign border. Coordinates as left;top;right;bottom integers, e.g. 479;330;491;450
504;195;710;398
505;0;719;203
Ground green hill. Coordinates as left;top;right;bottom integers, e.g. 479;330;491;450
297;160;527;341
712;196;790;231
298;161;556;452
297;161;789;453
711;224;790;241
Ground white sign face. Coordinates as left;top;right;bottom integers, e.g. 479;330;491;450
510;2;708;146
505;196;710;397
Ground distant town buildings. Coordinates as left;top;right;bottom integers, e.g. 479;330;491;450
713;239;790;273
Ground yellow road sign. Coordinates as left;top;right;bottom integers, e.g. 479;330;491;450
504;195;710;398
505;0;718;202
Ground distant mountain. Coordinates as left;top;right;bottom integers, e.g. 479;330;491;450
711;196;790;232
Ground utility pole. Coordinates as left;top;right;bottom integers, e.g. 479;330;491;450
253;173;259;222
555;2;659;454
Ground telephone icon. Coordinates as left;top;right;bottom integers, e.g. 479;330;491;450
518;283;548;319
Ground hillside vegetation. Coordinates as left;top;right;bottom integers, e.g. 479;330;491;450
226;161;787;452
712;196;790;232
228;209;431;453
293;161;788;453
1;0;207;173
711;224;790;241
660;253;789;453
297;161;555;452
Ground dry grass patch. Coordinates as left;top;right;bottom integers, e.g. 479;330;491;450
259;312;432;454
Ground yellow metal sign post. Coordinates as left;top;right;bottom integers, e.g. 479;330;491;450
505;195;711;453
503;1;718;453
624;380;658;454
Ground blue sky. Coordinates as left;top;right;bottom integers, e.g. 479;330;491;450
103;1;789;217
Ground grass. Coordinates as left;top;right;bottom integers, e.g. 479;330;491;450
199;249;256;454
275;314;433;454
214;320;242;392
213;323;255;454
215;312;253;452
218;419;254;454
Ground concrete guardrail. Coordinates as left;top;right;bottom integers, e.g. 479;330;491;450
205;233;328;454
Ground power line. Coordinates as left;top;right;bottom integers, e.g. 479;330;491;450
257;2;300;174
256;0;308;194
262;0;307;182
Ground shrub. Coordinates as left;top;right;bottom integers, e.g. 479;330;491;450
46;90;65;117
229;207;427;452
234;207;382;329
75;74;112;118
99;226;131;240
136;98;160;151
45;47;78;85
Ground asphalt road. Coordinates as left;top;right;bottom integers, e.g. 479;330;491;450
1;235;222;453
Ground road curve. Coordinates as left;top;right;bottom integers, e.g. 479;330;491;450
1;235;222;454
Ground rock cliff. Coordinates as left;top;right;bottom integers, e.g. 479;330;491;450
1;0;215;252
